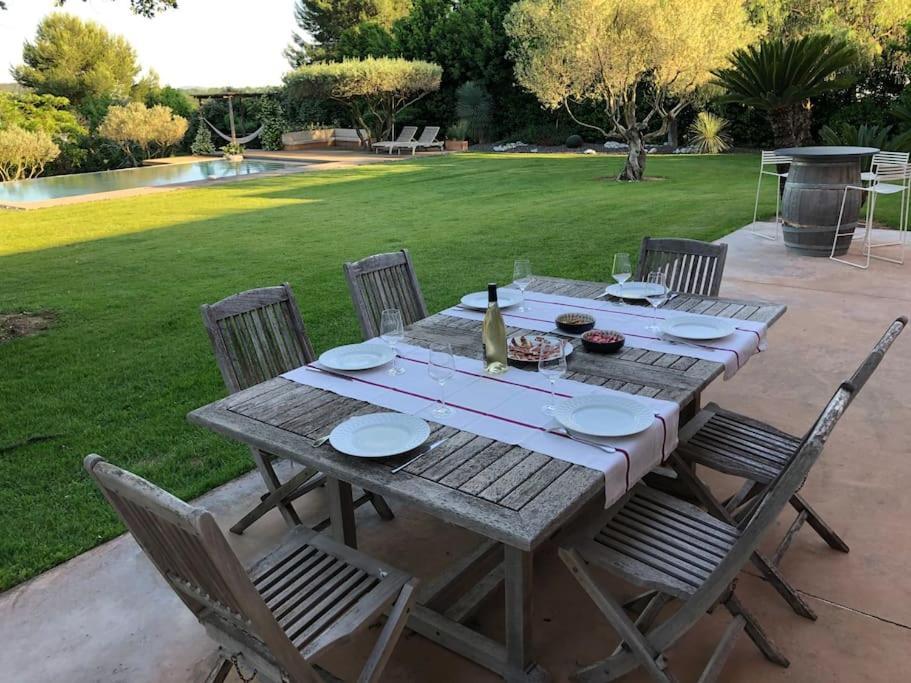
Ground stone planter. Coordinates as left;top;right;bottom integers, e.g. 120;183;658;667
224;154;244;162
445;140;469;152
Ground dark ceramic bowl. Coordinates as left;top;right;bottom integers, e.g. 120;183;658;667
581;329;625;354
555;312;595;335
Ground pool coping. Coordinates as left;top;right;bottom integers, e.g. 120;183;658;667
0;152;411;210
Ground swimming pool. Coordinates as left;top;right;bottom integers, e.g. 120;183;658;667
0;159;302;205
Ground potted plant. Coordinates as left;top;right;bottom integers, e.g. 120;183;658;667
445;120;470;152
222;142;245;162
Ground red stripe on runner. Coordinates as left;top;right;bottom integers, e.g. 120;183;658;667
304;364;634;491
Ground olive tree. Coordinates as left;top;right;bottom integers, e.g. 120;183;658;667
505;0;757;180
0;127;60;181
98;102;188;166
285;57;442;142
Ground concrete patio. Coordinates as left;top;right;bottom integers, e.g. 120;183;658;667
1;223;908;682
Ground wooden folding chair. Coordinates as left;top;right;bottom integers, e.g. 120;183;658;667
201;284;393;535
559;367;871;682
344;250;429;340
674;317;907;621
85;455;417;683
636;237;728;296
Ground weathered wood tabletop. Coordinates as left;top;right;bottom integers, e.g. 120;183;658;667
188;275;786;681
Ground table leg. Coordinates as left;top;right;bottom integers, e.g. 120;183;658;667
326;476;357;549
504;546;533;679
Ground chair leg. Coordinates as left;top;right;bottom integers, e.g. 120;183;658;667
248;449;302;531
750;171;779;241
830;186;870;269
368;492;395;520
696;614;745;683
749;551;817;621
204;656;233;683
229;466;322;535
724;593;789;668
790;494;849;553
560;547;676;683
358;579;418;683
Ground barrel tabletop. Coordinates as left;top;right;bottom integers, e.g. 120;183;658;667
776;145;879;158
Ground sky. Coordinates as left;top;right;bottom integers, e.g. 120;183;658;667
0;0;301;88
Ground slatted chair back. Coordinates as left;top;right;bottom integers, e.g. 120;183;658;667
84;455;321;682
201;284;315;394
636;236;728;296
761;150;792;167
871;151;909;172
344;249;429;339
394;126;418;143
416;126;441;144
651;317;907;649
872;162;911;185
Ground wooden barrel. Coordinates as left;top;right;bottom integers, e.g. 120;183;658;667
781;156;862;256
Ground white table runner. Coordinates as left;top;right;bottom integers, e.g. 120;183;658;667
283;340;679;507
443;291;768;379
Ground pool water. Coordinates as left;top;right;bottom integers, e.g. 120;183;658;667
0;159;301;204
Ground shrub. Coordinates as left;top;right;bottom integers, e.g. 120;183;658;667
190;119;216;155
565;134;582;148
285;57;442;141
447;119;470;140
222;142;244;157
0;126;60;181
688;112;732;154
819;122;893;149
257;96;287;151
98;101;188;166
455;81;493;143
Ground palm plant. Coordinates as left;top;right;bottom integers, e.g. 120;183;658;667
455;81;493;143
712;36;858;147
688;112;732;154
819;122;894;149
892;98;911;150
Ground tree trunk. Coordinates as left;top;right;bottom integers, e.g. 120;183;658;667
770;102;813;148
666;115;679;148
618;130;646;181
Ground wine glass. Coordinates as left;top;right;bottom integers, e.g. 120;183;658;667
611;252;632;303
428;343;455;417
380;308;405;376
645;271;669;333
538;338;567;415
513;258;532;312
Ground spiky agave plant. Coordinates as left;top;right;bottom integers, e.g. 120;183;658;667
712;36;858;148
688;112;732;154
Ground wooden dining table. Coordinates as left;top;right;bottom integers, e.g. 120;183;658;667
188;275;786;682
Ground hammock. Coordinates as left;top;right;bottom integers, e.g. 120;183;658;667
203;117;263;145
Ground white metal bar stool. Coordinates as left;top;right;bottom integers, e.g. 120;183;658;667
751;151;792;240
831;162;910;269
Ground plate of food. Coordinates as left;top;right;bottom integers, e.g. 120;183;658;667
507;333;574;363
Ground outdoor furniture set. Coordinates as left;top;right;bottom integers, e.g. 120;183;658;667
752;147;910;267
86;240;906;682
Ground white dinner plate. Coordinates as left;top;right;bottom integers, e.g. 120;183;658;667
506;333;574;362
554;395;654;438
605;282;667;300
460;289;524;310
659;315;736;341
319;343;395;371
329;413;430;458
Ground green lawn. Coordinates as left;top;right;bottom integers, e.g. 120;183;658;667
0;152;900;590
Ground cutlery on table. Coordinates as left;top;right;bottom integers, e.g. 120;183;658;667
390;437;449;474
305;364;356;381
547;426;616;453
